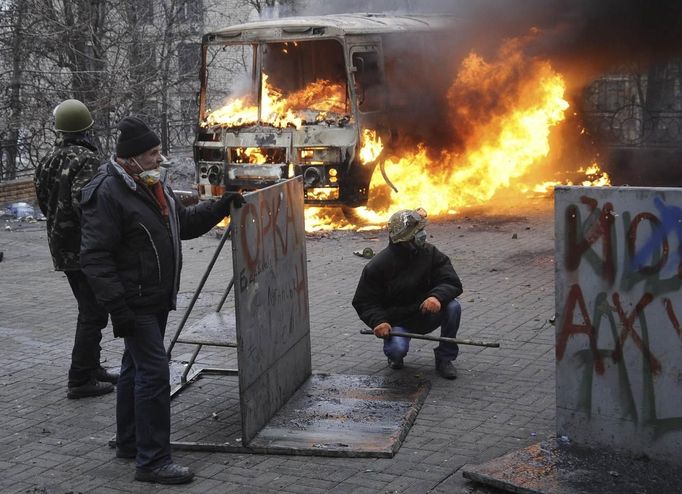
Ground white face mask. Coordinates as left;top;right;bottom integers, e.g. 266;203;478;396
131;158;161;186
139;168;161;186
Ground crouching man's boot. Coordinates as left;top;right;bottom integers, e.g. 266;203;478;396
387;356;404;369
435;358;457;380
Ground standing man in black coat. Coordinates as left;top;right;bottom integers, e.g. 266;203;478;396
34;99;118;399
79;116;244;484
352;208;463;379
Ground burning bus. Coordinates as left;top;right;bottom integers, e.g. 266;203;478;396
194;13;460;215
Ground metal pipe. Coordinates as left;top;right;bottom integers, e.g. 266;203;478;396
359;329;499;348
216;277;234;312
167;224;232;359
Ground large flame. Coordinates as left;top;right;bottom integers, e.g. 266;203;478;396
203;75;346;128
367;64;569;215
308;38;609;230
203;37;610;232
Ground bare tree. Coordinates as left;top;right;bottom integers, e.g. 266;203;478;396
242;0;299;17
0;0;302;180
0;0;28;179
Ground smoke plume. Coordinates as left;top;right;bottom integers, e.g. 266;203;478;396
301;0;682;76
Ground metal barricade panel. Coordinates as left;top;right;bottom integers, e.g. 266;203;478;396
231;177;312;443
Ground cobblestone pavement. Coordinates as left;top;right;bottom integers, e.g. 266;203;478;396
0;198;556;493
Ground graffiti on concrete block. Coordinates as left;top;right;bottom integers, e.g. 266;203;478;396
555;187;682;447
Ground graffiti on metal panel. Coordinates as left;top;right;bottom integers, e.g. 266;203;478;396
237;180;308;338
558;194;682;436
238;183;303;279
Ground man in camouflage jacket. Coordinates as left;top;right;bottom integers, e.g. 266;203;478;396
34;99;118;399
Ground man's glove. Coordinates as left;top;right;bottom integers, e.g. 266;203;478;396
108;299;136;338
216;192;245;215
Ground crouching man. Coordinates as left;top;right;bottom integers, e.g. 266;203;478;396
352;208;463;379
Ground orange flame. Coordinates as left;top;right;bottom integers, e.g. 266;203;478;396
578;163;611;187
203;75;346;128
284;79;347;115
528;163;611;194
355;45;571;220
202;37;609;232
307;38;609;230
359;129;384;164
203;97;258;128
304;206;384;232
242;148;267;164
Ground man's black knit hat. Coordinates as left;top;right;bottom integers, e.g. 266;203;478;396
116;116;161;158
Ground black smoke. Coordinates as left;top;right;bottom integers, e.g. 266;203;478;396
301;0;682;74
296;0;682;184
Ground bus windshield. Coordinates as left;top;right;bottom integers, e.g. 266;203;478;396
203;39;350;128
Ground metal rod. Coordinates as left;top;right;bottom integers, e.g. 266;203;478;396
181;344;202;384
167;224;232;359
216;277;234;312
170;368;239;399
359;329;500;348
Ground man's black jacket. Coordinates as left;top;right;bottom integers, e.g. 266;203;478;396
80;159;226;315
352;241;463;330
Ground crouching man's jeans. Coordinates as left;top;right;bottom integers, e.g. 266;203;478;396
383;299;461;362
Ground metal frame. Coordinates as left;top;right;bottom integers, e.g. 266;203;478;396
167;224;239;399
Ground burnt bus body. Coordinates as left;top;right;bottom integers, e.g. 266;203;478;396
194;13;457;208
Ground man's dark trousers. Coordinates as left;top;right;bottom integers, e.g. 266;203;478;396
116;312;172;470
65;270;108;386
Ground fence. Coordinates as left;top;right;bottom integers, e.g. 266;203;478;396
0;120;196;183
583;105;682;148
0;131;47;182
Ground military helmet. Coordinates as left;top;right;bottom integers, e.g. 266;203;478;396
53;99;94;133
388;208;428;243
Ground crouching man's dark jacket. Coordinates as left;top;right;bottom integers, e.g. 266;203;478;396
80;159;225;314
352;241;463;330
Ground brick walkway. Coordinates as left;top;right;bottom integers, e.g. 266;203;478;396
0;198;556;493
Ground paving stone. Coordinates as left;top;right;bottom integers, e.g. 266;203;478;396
289;476;339;491
0;202;558;492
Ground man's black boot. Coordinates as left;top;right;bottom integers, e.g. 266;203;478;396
93;366;119;384
67;379;114;399
435;359;457;380
135;463;194;484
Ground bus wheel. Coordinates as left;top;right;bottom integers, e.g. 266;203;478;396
341;205;367;226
